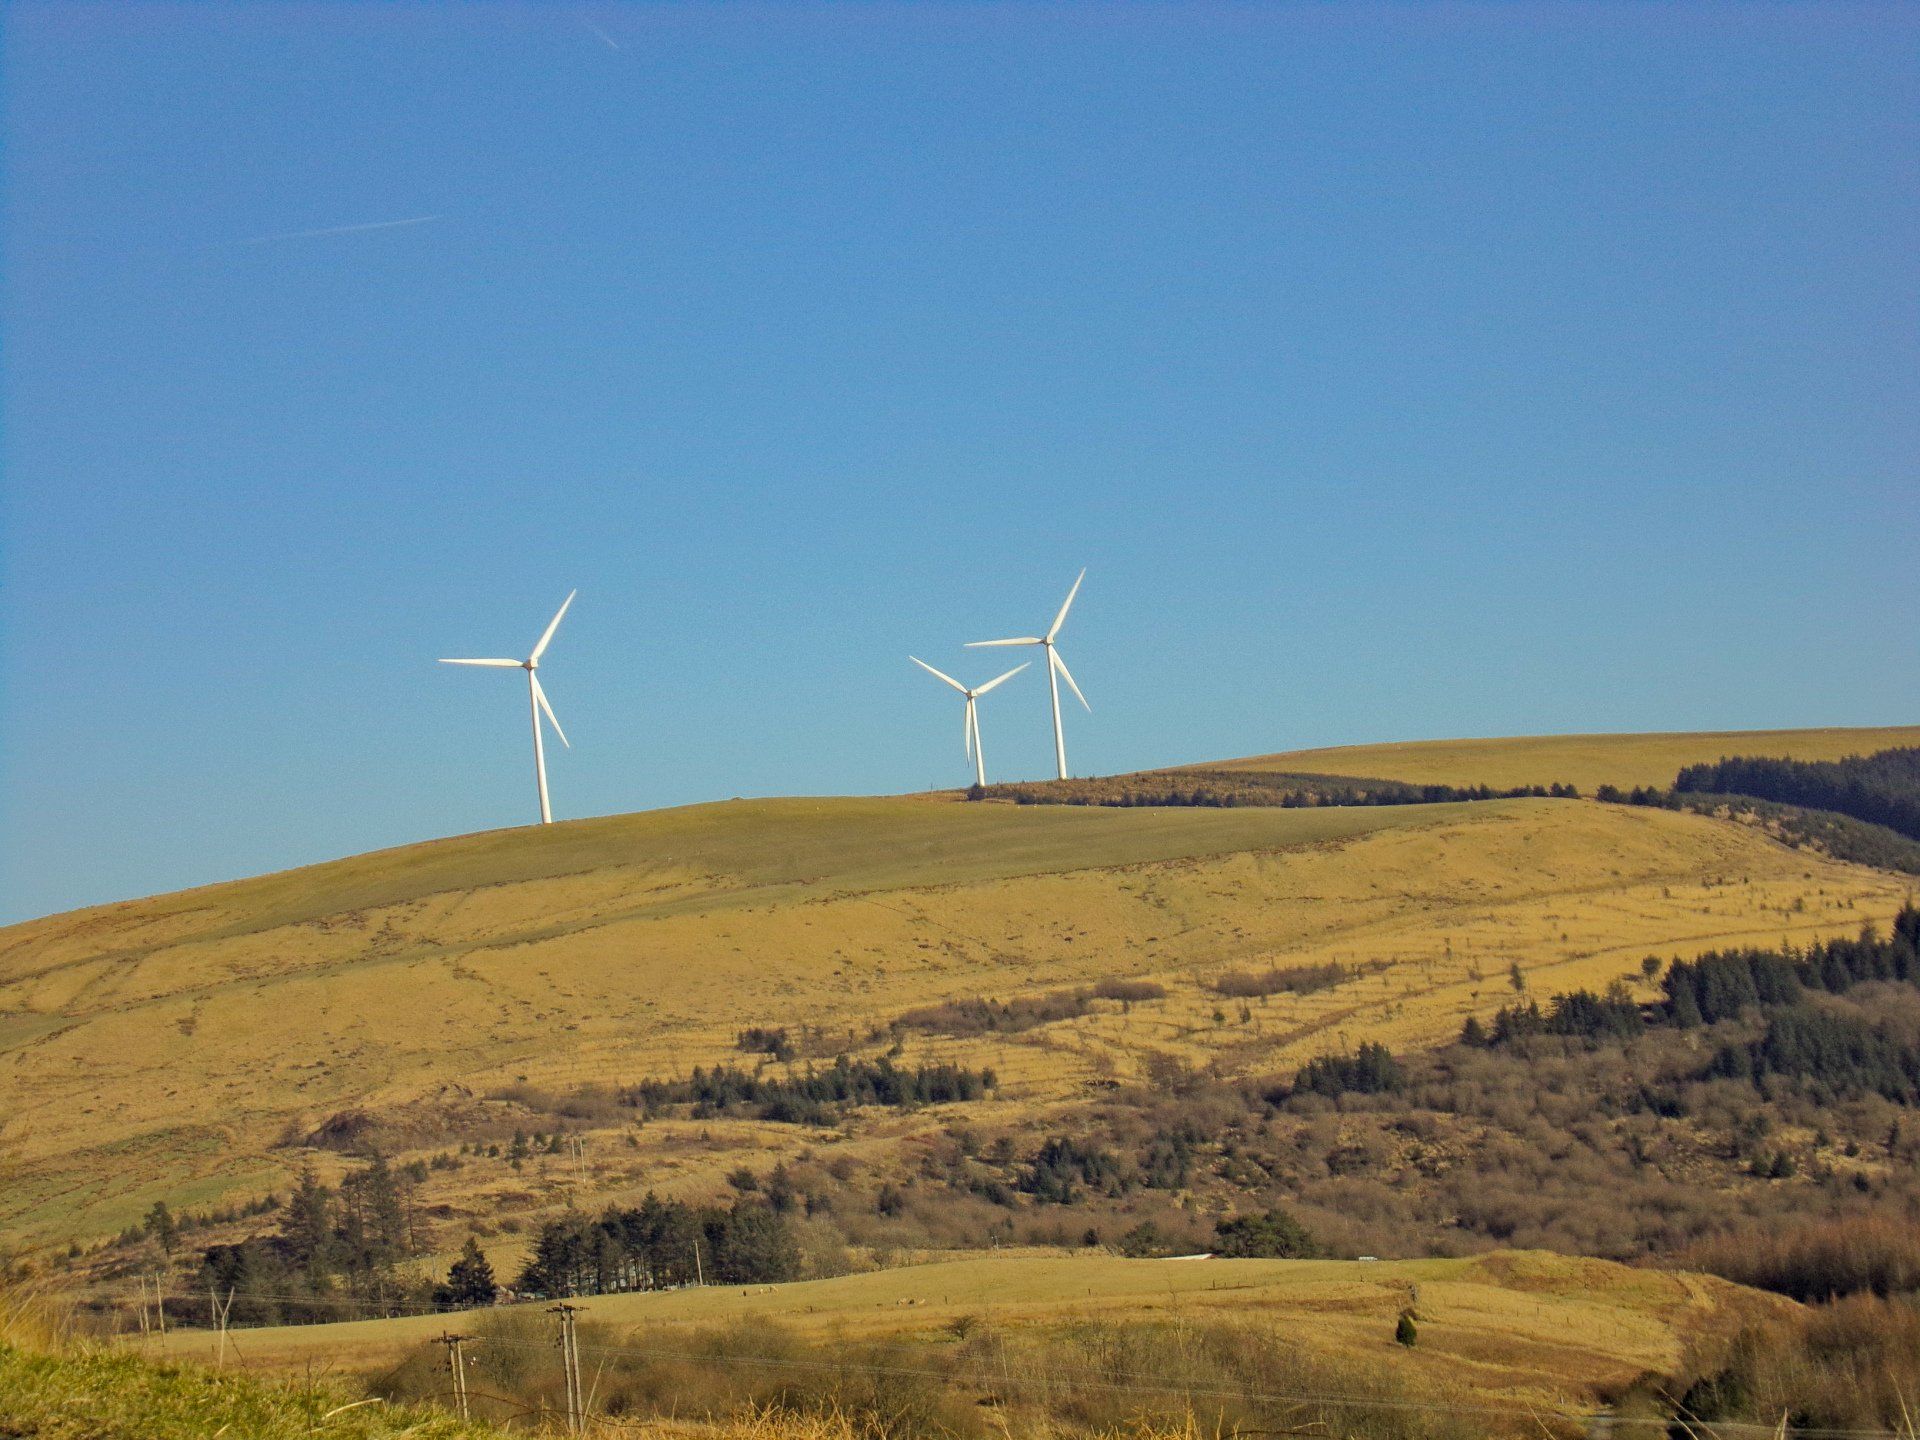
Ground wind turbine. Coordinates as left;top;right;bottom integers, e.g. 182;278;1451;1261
967;569;1088;780
439;590;575;824
909;658;1029;787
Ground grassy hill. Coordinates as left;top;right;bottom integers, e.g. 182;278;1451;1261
2;1247;1800;1438
1;727;1913;1258
145;1248;1787;1426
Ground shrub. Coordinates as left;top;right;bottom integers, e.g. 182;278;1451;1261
1093;978;1167;1003
1214;1208;1316;1259
736;1027;795;1060
1212;963;1350;999
893;990;1089;1036
1020;1138;1124;1204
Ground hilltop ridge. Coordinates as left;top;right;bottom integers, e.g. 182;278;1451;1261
1202;724;1920;792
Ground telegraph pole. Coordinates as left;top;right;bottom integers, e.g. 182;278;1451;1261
548;1303;583;1432
208;1286;234;1368
435;1332;473;1421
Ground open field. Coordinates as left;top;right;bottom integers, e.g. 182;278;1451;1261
3;732;1917;1252
146;1248;1787;1418
1211;725;1920;792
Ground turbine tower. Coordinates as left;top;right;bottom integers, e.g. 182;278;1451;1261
440;590;575;824
909;657;1029;787
967;569;1089;780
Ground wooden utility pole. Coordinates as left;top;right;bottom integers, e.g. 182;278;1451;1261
208;1286;234;1367
548;1303;583;1432
435;1332;473;1421
691;1237;704;1287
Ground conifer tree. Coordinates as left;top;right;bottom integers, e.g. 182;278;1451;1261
280;1161;334;1277
438;1236;496;1309
142;1201;177;1256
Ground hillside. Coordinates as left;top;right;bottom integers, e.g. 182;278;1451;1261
1215;725;1920;793
1;729;1915;1259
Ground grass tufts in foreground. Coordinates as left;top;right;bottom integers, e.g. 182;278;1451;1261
0;1345;504;1440
0;1278;504;1440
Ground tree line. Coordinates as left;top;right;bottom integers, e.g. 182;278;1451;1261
513;1194;799;1298
1463;904;1920;1105
974;769;1580;810
625;1055;996;1126
1674;746;1920;843
1289;1042;1404;1097
198;1156;420;1326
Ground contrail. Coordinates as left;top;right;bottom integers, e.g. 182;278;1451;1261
582;17;621;50
238;215;443;246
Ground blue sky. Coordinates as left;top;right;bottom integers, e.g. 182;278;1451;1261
3;2;1915;923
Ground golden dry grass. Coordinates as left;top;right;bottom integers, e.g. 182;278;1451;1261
1212;724;1920;792
145;1248;1790;1419
2;728;1915;1254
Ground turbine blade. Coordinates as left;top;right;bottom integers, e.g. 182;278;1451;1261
971;661;1030;696
965;637;1042;648
1052;648;1090;712
965;699;976;760
910;656;968;694
1046;568;1085;642
531;589;577;662
531;673;570;748
440;658;523;667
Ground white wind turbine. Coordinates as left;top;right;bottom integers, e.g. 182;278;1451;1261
439;590;576;825
909;657;1029;787
967;568;1088;780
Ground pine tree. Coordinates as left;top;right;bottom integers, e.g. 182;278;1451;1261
280;1161;334;1277
438;1236;496;1309
142;1201;177;1256
709;1202;801;1284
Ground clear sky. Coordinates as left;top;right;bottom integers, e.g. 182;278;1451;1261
2;3;1915;923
